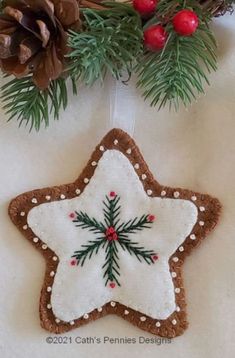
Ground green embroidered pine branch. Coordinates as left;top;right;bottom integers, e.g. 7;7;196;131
67;2;143;85
72;237;106;266
71;193;157;286
117;214;152;235
103;194;121;227
136;0;217;110
73;211;106;233
0;76;74;131
118;238;155;264
102;240;121;286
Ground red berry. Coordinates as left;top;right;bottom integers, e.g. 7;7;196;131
69;212;75;219
147;214;155;222
109;191;116;198
153;255;158;261
106;227;119;241
133;0;157;15
70;259;77;266
112;233;118;241
109;282;116;289
173;10;199;36
106;227;115;235
144;25;168;51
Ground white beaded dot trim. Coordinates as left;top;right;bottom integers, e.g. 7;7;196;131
114;139;118;145
50;271;55;277
190;234;196;240
140;316;146;322
42;244;47;250
23;225;28;230
97;307;103;312
75;189;81;195
174;191;180;198
172;319;177;325
171;272;177;278
141;174;147;180
161;190;166;197
199;221;205;226
175;288;181;294
99;145;105;152
46;195;51;201
172;257;179;262
84;178;89;184
47;287;52;292
199;206;205;212
124;310;129;315
52;256;58;261
31;198;37;204
126;148;132;154
60;194;66;200
176;306;181;312
91;161;97;166
110;301;116;307
47;304;52;309
134;163;140;170
147;189;152;196
83;313;89;319
20;211;25;217
55;318;60;324
155;321;161;327
191;195;197;201
179;246;184;252
70;320;75;325
33;237;39;243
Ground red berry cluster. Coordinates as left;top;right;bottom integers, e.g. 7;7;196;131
105;226;118;241
133;0;199;52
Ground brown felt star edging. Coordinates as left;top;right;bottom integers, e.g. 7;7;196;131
8;128;221;338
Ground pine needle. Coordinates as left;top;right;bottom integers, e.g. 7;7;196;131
67;2;143;85
1;76;70;131
137;1;217;109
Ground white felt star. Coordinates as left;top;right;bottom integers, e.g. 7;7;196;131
27;149;197;321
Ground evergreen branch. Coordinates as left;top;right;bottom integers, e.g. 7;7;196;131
67;2;143;85
137;1;217;110
103;195;121;227
117;214;152;234
102;240;121;286
74;211;106;233
0;76;72;131
118;238;155;264
155;0;212;22
72;237;106;266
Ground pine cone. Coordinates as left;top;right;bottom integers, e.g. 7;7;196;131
0;0;80;89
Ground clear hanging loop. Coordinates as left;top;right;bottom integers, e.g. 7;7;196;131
109;76;136;137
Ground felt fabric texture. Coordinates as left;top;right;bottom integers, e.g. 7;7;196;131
27;150;198;321
0;11;235;358
7;128;220;336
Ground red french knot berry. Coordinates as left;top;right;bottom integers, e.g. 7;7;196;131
106;227;118;241
173;10;199;36
109;191;116;198
109;282;116;289
69;212;75;219
153;255;158;261
147;214;155;222
70;259;77;266
144;25;168;51
133;0;157;16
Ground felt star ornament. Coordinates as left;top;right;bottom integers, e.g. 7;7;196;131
9;129;221;337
